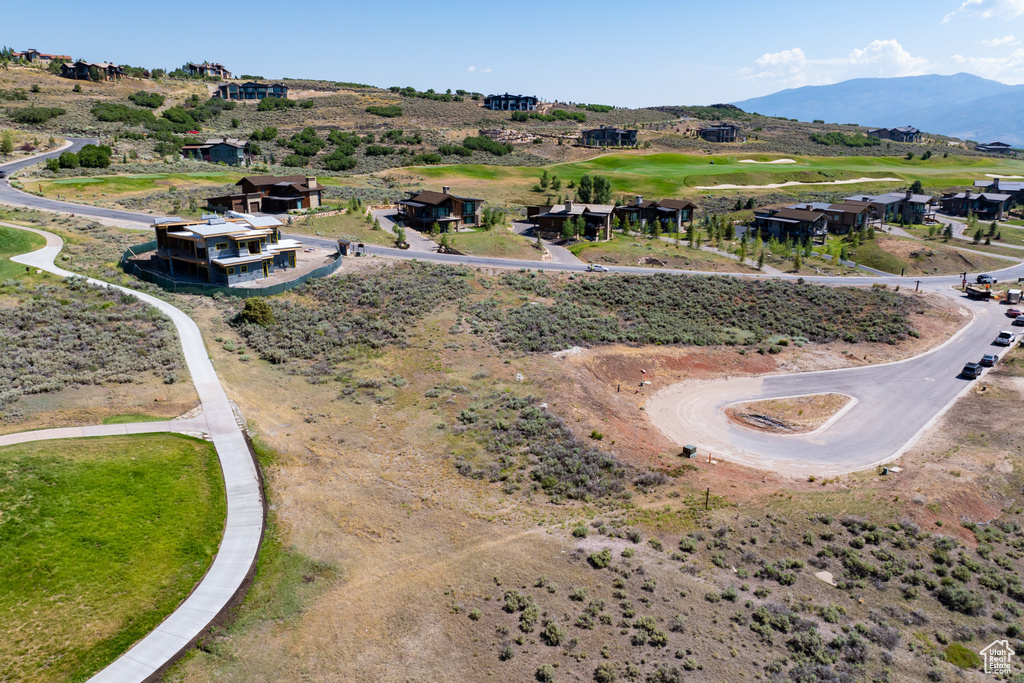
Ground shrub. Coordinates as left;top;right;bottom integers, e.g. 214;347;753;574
937;585;985;615
364;145;395;156
462;135;513;157
366;104;403;118
78;144;111;168
281;154;309;167
58;151;79;169
127;91;165;108
238;298;275;326
536;664;557;682
411;152;442;165
944;642;982;669
593;662;617;683
541;620;566;646
257;97;297;111
7;107;65;124
589;549;612;569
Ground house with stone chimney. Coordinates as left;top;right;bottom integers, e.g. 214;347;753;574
12;49;71;64
844;191;936;224
152;214;301;286
530;200;614;241
785;200;875;234
187;62;231;79
206;175;322;214
396;187;483;231
752;207;829;244
614;196;697;230
974;178;1024;204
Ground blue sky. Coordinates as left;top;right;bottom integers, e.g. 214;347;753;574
6;0;1024;106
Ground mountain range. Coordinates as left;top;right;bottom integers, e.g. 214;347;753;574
732;73;1024;147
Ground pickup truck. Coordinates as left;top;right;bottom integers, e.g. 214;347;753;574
995;330;1016;346
961;362;983;379
977;274;998;284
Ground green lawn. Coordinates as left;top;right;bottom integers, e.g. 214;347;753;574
283;210;396;247
0;434;226;683
437;227;545;260
0;224;45;279
25;171;241;200
101;413;168;425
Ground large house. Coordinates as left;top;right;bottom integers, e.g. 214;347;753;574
531;200;614;241
786;201;874;234
613;196;697;229
939;190;1013;220
844;191;936;224
483;93;538;111
187;62;231;79
180;138;247;165
12;49;71;64
396;187;483;231
61;61;124;80
215;81;289;101
867;126;921;143
974;178;1024;204
207;175;322;213
752;207;828;244
698;124;740;143
975;141;1014;155
151;214;301;286
580;126;638;147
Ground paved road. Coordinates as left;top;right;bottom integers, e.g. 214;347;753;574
6;224;263;683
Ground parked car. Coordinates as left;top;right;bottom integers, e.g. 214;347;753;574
980;353;998;367
977;274;998;284
586;264;608;272
961;362;983;379
0;170;6;179
1008;308;1022;318
1015;315;1024;326
995;330;1016;346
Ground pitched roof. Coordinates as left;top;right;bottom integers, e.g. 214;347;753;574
773;208;826;222
238;174;307;188
947;192;1011;201
656;199;697;210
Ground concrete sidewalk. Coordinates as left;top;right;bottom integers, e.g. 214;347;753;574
8;224;263;683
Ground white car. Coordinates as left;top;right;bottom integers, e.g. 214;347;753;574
586;264;608;272
995;330;1016;346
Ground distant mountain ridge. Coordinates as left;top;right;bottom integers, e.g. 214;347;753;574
732;73;1024;146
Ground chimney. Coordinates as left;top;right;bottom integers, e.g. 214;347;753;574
306;176;317;190
635;195;643;206
804;204;812;210
905;190;912;199
442;186;450;195
565;200;573;213
964;189;971;199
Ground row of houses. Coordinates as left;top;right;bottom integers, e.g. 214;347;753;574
11;49;70;64
753;191;937;243
61;61;125;80
578;123;743;148
187;62;231;79
525;196;697;241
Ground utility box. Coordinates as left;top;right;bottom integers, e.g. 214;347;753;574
682;445;697;458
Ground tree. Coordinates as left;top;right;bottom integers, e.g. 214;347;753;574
78;144;111;168
942;224;953;241
723;220;734;240
909;180;923;194
686;222;695;248
757;249;765;270
611;215;621;233
560;220;573;240
58;151;79;168
0;130;13;154
238;298;274;326
744;197;755;209
592;175;611;204
651;218;662;239
574;215;585;239
734;198;743;211
973;227;983;243
577;174;593;203
988;221;998;237
539;169;549;190
793;251;801;271
551;176;561;191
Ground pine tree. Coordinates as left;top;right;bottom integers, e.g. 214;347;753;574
757;249;765;270
973;227;983;243
539;170;549;190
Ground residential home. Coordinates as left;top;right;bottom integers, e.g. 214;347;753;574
975;141;1014;155
698;123;740;143
580;126;638;147
867;126;921;143
786;200;874;234
844;191;936;224
152;214;301;286
533;200;614;241
215;81;288;100
613;196;697;230
973;178;1024;204
939;190;1013;220
483;93;539;111
12;49;71;64
753;207;828;244
187;62;231;79
180;138;247;165
207;175;322;213
60;61;124;80
396;187;483;231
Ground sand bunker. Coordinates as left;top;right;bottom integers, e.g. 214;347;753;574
695;176;900;190
986;174;1023;179
737;158;796;164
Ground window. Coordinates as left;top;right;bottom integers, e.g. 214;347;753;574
214;242;228;250
240;265;248;273
227;267;235;275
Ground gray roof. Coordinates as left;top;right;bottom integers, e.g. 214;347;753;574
947;192;1011;201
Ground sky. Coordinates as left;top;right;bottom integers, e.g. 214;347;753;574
5;0;1024;106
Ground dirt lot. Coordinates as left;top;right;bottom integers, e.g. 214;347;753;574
724;393;852;434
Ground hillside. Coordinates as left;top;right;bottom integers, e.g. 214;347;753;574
733;73;1024;146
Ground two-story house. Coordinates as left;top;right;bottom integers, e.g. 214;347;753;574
753;207;829;244
786;201;874;234
61;61;124;80
580;126;638;147
180;138;247;165
974;178;1024;204
844;191;936;224
698;123;740;143
207;175;322;213
215;81;289;101
12;49;71;64
396;187;483;231
939;190;1013;220
613;196;697;230
483;93;539;111
532;200;614;241
152;214;302;286
187;62;232;79
867;126;921;143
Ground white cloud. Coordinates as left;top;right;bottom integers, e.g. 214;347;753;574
467;66;492;74
943;0;1024;22
979;34;1020;46
467;66;476;72
740;40;928;88
951;48;1024;82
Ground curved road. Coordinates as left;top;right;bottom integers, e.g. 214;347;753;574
6;224;263;683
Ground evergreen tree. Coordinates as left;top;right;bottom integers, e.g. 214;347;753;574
592;175;611;204
539;169;549;190
942;224;953;241
577;175;593;203
551;176;560;191
560;220;573;240
973;227;983;243
757;249;765;270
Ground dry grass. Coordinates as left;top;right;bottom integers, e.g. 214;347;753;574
724;393;852;433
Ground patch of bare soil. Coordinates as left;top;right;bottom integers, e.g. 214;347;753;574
724;393;851;434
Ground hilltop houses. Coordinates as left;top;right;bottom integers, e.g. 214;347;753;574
396;187;484;231
975;141;1014;155
151;214;301;286
61;61;124;81
207;175;322;213
215;82;289;101
867;126;921;143
580;126;638;147
698;123;740;143
180;138;247;165
483;93;538;111
187;62;231;79
12;49;70;64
